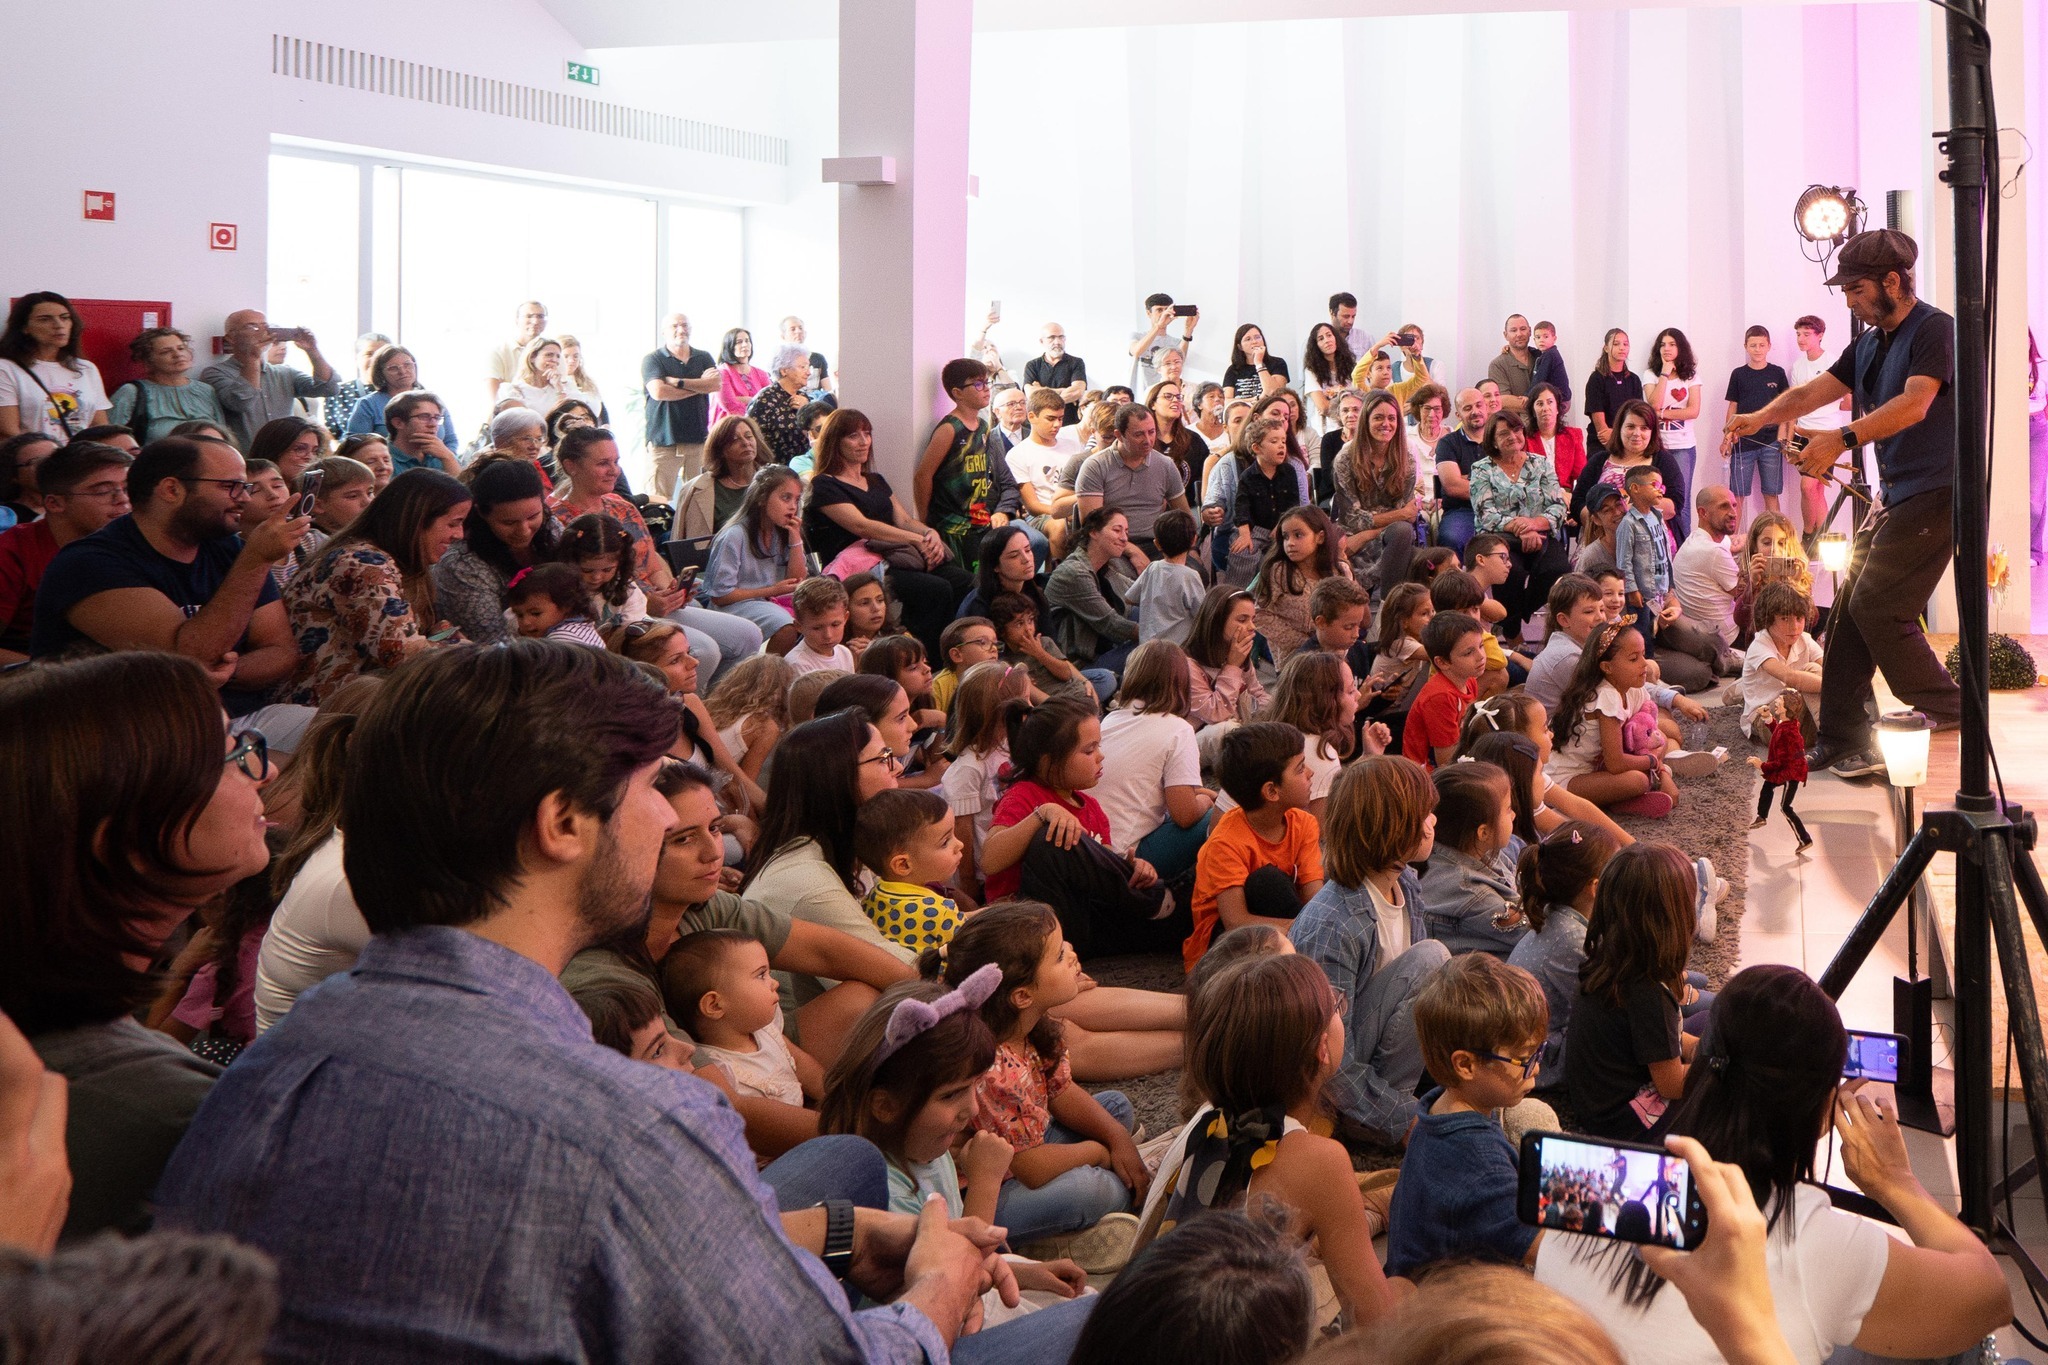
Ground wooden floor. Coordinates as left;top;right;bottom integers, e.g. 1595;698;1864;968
1915;636;2048;1084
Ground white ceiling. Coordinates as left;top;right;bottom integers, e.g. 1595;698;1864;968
541;0;1886;47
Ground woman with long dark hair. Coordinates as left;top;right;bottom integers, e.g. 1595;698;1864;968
703;463;805;653
741;708;915;988
1642;328;1700;509
1571;399;1689;540
1541;964;2011;1362
1330;388;1422;598
1045;506;1141;674
1145;378;1200;495
0;291;109;440
0;652;274;1240
248;415;329;485
1299;321;1357;450
1223;324;1289;400
430;458;562;643
282;469;472;703
803;407;970;660
674;414;765;541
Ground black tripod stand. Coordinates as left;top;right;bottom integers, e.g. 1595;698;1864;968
1814;0;2048;1300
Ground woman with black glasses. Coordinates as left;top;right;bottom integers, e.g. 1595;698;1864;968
0;652;275;1242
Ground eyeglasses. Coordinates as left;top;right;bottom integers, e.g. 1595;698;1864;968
1481;1049;1543;1079
859;747;904;771
224;729;271;782
182;477;256;497
67;484;131;502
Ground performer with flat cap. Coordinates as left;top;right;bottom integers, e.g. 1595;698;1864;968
1724;228;1962;777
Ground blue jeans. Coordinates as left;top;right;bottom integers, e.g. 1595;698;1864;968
1666;445;1697;515
1435;506;1475;557
1081;667;1117;707
953;1296;1094;1364
761;1134;889;1211
1091;642;1135;679
1136;808;1215;883
667;606;765;688
992;1091;1136;1243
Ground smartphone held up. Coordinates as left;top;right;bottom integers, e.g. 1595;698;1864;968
1518;1131;1707;1250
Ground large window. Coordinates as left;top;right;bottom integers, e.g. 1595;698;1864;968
267;150;742;467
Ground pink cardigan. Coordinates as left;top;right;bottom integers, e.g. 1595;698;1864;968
1187;657;1268;727
711;365;771;427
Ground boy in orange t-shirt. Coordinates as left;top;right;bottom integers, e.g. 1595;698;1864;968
1402;611;1489;770
1187;722;1325;970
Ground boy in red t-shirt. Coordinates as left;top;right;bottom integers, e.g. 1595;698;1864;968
1187;722;1325;970
1402;611;1489;769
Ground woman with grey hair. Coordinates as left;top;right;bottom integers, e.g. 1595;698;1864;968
489;406;548;469
746;343;814;466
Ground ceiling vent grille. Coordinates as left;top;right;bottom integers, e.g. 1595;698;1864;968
270;34;789;167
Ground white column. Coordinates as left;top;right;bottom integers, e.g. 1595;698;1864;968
834;0;974;491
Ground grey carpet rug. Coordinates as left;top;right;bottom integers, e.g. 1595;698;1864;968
1084;690;1763;1136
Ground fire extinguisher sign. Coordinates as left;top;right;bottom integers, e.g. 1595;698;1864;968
210;223;238;251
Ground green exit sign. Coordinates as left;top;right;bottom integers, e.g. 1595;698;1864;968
566;61;600;86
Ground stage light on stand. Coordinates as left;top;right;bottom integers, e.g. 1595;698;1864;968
1817;532;1851;573
1795;185;1862;244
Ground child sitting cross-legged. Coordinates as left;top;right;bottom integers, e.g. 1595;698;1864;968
1186;722;1326;971
1138;952;1399;1329
1401;610;1489;769
856;788;969;954
818;973;1092;1313
660;928;824;1108
924;901;1148;1271
1419;760;1526;959
1546;621;1679;818
1384;952;1550;1279
784;575;857;676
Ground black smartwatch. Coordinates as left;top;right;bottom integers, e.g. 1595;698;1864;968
820;1198;856;1281
1837;426;1860;450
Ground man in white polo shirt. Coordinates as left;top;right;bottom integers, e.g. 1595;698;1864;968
1670;482;1744;675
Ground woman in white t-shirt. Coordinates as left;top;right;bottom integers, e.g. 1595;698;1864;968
1644;327;1701;510
0;292;111;440
1538;964;2010;1365
1093;640;1215;883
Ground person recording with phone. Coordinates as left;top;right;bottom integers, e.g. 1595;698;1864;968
1535;963;2010;1364
1129;292;1198;392
1721;229;1963;779
200;310;338;452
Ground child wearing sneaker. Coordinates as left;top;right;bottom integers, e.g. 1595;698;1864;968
1139;951;1399;1328
1385;952;1550;1278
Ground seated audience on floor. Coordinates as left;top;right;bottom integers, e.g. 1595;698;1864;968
1184;584;1267;729
1092;639;1215;885
1142;952;1398;1327
33;433;313;747
1740;581;1822;744
662;928;823;1107
1402;609;1488;767
856;787;967;954
1429;567;1510;697
1045;507;1141;679
0;439;131;664
1419;760;1526;958
1506;820;1620;1076
784;574;857;675
1386;952;1549;1278
1187;722;1325;970
1128;506;1205;646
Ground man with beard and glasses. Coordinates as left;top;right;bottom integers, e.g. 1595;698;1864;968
32;434;312;745
157;642;1088;1364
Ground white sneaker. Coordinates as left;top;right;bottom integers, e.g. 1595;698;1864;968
1693;857;1723;943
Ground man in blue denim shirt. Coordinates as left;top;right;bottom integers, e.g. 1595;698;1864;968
157;642;1085;1363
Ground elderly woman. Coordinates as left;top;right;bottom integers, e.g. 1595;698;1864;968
746;344;813;468
343;345;460;448
1329;388;1422;600
107;327;228;443
674;414;764;541
481;407;550;482
322;331;392;439
282;469;471;704
334;432;394;490
1470;410;1569;636
549;425;761;681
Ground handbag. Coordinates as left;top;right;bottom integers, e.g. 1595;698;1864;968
121;380;153;438
865;537;930;573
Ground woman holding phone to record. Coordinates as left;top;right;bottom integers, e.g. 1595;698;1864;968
1537;964;2011;1364
281;469;472;704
